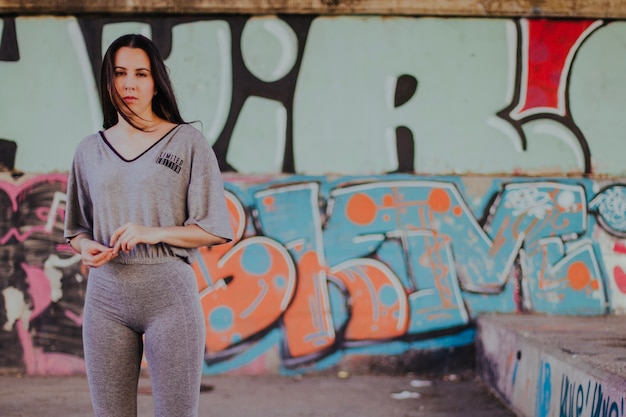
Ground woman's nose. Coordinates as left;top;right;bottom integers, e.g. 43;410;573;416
124;76;136;89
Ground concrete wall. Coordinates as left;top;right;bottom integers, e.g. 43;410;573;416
3;0;626;18
2;13;626;376
477;315;626;417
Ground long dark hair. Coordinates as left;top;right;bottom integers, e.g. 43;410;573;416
100;34;186;130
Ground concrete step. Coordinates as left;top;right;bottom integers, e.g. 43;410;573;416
476;314;626;417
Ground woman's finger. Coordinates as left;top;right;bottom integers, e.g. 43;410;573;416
110;223;131;247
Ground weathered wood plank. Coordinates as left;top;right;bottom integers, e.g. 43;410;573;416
0;0;624;18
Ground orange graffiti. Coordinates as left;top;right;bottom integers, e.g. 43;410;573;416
192;192;296;353
331;261;409;341
421;233;455;309
195;238;295;353
346;192;377;225
282;250;334;358
427;188;450;213
382;194;394;207
567;261;592;291
263;196;275;209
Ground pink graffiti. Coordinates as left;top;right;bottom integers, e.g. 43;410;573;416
0;174;67;210
0;174;67;244
21;263;52;319
14;316;85;375
613;266;626;294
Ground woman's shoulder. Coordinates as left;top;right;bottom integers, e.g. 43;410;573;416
173;123;212;149
74;131;103;153
175;123;205;140
69;132;104;168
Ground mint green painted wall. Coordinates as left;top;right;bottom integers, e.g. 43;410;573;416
0;15;622;175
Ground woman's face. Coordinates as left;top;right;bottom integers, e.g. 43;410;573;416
113;46;155;121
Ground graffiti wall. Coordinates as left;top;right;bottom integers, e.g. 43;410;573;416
2;14;626;375
3;172;626;375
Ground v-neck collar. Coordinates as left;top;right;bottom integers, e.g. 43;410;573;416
99;125;181;162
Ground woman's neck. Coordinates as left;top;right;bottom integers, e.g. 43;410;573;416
118;113;164;133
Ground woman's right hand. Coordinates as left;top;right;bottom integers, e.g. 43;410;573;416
70;235;116;268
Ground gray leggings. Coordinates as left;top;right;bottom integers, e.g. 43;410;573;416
83;259;206;417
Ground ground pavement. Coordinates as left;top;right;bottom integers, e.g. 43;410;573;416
0;371;514;417
3;313;622;417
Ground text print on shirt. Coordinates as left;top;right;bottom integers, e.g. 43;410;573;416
156;151;184;174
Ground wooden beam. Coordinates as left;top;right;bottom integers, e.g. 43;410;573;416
0;0;624;18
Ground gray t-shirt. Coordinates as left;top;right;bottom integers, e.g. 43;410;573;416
64;123;233;264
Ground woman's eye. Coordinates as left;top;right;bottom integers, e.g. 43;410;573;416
137;72;148;77
114;71;125;77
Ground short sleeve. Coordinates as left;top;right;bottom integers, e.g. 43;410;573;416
64;148;93;241
184;137;233;242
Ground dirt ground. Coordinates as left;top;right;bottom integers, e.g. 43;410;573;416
0;371;515;417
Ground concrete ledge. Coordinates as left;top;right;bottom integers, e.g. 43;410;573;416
476;314;626;417
1;0;626;18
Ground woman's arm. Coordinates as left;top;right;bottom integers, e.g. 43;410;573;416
109;223;227;255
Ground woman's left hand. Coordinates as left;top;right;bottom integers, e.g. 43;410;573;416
110;223;163;254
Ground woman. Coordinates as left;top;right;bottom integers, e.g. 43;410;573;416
64;34;232;417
